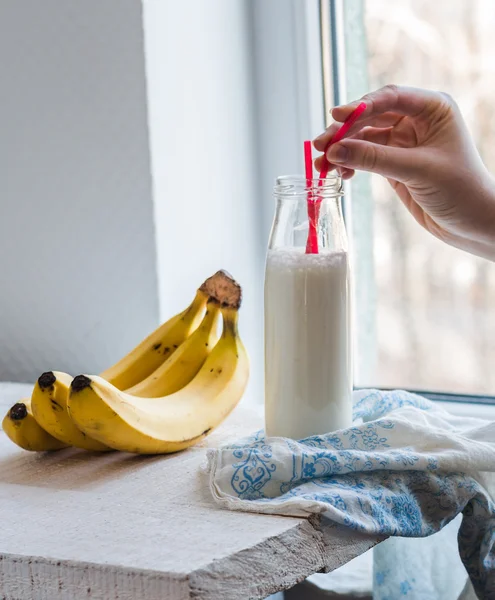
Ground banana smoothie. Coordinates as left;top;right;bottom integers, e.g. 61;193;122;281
264;248;352;439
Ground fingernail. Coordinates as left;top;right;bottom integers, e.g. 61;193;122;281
327;144;348;163
331;104;348;114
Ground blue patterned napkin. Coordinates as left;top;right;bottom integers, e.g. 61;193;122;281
206;390;495;599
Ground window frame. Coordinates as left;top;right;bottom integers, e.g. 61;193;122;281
325;0;495;409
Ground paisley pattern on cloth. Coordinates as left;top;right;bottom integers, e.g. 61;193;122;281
206;390;495;599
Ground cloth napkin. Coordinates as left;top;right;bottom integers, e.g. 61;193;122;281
206;390;495;599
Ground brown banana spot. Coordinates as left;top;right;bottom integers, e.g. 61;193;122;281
71;375;92;393
51;399;63;412
9;403;28;421
38;371;56;390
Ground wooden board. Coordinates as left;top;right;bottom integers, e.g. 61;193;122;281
0;383;381;600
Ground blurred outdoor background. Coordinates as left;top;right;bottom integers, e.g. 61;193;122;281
363;0;495;394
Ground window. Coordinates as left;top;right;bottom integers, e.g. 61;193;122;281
327;0;495;398
19;0;489;405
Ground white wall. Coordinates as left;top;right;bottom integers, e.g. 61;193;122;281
143;0;264;402
0;0;323;405
0;0;159;381
250;0;325;239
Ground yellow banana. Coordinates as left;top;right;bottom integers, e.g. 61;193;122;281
100;287;208;390
127;303;221;397
31;371;111;451
3;281;210;452
4;271;236;453
25;305;218;452
68;307;249;454
2;398;68;452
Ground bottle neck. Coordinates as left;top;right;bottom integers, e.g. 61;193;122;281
269;192;347;253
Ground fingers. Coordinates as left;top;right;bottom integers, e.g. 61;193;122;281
324;139;422;181
314;127;393;173
313;112;403;152
313;85;452;151
314;85;454;160
341;169;355;180
352;126;393;146
314;154;334;173
331;84;450;123
336;166;355;179
313;156;354;179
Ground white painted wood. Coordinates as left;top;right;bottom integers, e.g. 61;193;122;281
143;0;264;407
250;0;327;242
0;383;380;600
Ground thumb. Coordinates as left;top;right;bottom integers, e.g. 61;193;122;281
326;140;421;181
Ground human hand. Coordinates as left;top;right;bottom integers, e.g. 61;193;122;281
313;85;495;261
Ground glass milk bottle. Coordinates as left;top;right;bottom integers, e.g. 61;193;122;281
264;175;352;439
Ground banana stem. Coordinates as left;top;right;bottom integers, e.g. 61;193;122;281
201;303;221;328
182;290;208;323
221;307;239;337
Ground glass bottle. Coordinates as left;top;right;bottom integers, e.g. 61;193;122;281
264;175;352;439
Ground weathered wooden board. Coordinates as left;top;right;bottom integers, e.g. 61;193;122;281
0;383;380;599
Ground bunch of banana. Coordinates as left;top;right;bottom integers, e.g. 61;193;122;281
68;303;248;454
3;271;248;454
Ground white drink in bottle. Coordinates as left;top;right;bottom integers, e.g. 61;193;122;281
264;175;352;439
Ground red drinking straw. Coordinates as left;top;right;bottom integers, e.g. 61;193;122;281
319;102;367;181
304;140;318;254
304;102;367;254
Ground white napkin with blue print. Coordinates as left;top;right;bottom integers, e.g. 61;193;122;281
206;390;495;599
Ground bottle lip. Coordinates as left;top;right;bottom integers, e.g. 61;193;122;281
274;174;343;198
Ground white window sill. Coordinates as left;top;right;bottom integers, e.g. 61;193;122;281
438;400;495;420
